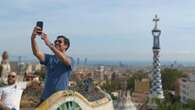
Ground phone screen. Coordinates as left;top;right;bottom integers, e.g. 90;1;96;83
36;21;43;35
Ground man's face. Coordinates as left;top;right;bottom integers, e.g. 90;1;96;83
7;74;16;85
54;38;68;52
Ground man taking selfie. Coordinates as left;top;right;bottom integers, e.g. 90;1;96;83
31;23;73;103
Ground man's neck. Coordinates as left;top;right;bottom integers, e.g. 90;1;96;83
8;82;16;86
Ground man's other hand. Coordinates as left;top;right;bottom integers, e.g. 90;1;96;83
31;26;41;39
41;33;50;46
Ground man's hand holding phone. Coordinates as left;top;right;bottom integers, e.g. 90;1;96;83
31;21;53;48
31;21;43;39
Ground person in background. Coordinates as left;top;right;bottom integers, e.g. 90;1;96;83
1;51;11;83
0;72;40;110
23;72;34;81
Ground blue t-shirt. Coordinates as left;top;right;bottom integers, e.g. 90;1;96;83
40;54;73;100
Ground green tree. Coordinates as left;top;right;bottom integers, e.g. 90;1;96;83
127;70;148;92
127;77;135;92
186;99;195;109
161;68;183;90
156;98;191;110
133;70;148;80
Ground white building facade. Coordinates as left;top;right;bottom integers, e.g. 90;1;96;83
180;75;195;104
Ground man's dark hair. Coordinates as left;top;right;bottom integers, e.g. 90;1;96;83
57;35;70;51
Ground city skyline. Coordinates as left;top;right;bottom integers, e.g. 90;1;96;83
1;0;195;62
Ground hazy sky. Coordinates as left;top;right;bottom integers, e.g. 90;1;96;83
0;0;195;62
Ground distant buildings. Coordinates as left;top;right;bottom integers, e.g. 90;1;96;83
99;66;105;80
75;57;88;66
84;58;88;65
132;79;150;109
77;57;80;65
26;64;33;74
134;79;150;93
180;75;195;104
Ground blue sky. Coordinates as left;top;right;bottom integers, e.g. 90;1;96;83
0;0;195;62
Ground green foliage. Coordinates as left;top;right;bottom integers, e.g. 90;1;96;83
101;70;148;93
127;71;148;91
186;99;195;109
155;98;168;110
155;91;194;110
161;68;183;90
155;98;191;110
110;94;118;100
100;78;122;93
101;80;114;93
127;77;135;92
133;70;148;80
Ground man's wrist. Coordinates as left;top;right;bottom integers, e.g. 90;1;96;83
46;42;54;48
31;34;36;39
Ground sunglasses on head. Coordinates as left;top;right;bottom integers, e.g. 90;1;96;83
54;40;63;44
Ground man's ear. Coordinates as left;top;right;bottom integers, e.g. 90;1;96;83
64;45;68;51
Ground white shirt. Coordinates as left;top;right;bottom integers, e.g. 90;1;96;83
0;82;27;110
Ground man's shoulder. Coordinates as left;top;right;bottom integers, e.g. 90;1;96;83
0;81;7;87
0;84;14;91
0;85;8;90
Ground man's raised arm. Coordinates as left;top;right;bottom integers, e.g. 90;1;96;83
31;27;45;63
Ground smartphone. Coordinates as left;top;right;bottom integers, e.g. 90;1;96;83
36;21;43;35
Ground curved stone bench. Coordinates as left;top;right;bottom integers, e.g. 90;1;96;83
35;89;114;110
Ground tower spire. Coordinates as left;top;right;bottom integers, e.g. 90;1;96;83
152;14;161;49
153;14;159;30
148;14;164;109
